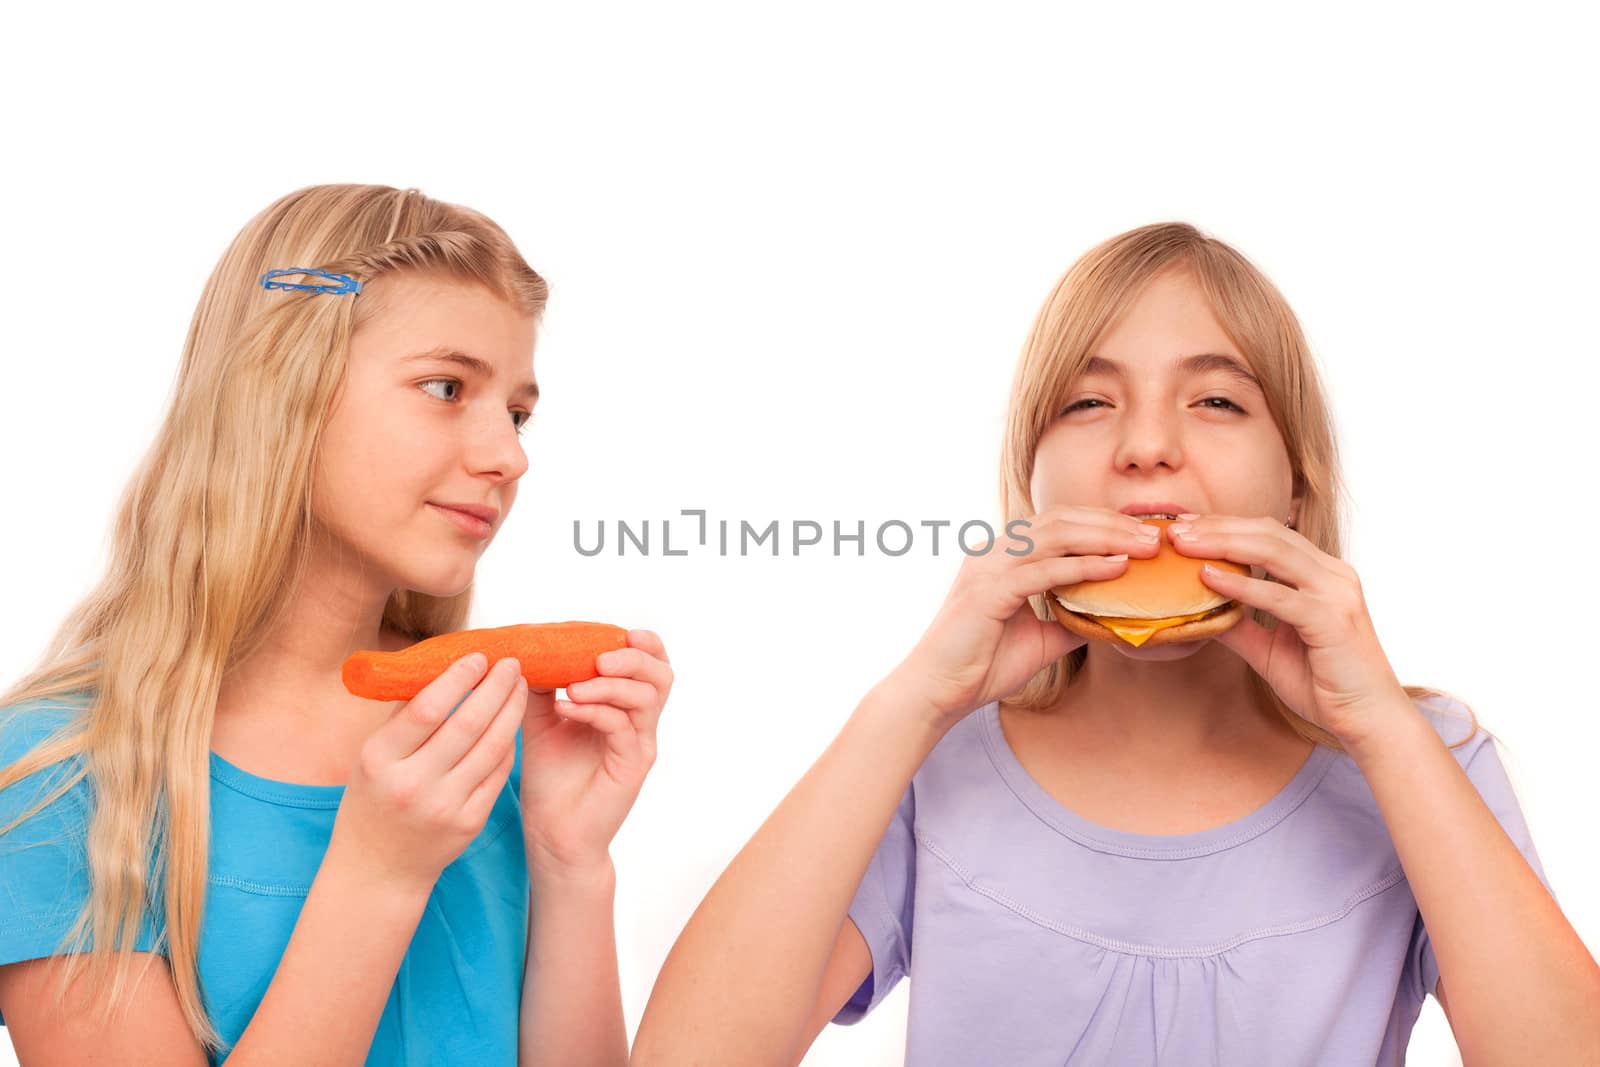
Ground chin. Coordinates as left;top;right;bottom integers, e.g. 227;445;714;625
399;560;477;601
1101;638;1211;662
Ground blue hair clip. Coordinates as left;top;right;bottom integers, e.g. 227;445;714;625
260;267;362;295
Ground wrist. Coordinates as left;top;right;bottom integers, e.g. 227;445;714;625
860;671;953;749
1339;692;1433;767
321;835;438;911
526;843;617;897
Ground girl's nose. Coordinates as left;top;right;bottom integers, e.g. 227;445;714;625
1113;413;1183;471
467;412;531;481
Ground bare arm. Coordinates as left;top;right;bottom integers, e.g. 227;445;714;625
0;953;208;1067
0;654;529;1065
518;858;627;1067
632;676;945;1065
791;919;874;1064
0;844;430;1066
221;842;434;1063
1348;704;1600;1063
513;631;673;1066
633;509;1150;1064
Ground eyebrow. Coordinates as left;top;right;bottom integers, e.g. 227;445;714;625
1079;353;1261;391
403;347;540;401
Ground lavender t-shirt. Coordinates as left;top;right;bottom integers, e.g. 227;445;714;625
833;694;1555;1065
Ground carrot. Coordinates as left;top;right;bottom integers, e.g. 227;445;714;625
341;621;630;701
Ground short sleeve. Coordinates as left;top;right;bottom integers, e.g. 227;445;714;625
832;783;916;1026
1405;702;1556;1004
0;700;162;1026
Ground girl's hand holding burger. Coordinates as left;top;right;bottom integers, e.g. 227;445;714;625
885;507;1162;732
1168;514;1408;748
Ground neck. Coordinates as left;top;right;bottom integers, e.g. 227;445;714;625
1054;638;1283;760
215;536;410;736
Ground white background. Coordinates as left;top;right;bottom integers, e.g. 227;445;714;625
3;3;1596;1064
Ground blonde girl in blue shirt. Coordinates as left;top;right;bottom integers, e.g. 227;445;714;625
0;184;670;1065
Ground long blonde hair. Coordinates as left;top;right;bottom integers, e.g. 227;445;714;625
999;221;1478;753
0;184;548;1051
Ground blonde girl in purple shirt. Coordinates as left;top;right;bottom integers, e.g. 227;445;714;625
634;222;1600;1064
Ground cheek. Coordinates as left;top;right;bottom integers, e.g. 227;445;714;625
1028;429;1081;507
323;424;435;521
1233;435;1297;511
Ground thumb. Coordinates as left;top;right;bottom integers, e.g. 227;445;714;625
521;685;560;741
1213;615;1269;675
1020;603;1083;667
1035;614;1083;663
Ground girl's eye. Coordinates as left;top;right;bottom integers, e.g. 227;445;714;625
419;378;461;403
419;378;534;437
1059;397;1246;415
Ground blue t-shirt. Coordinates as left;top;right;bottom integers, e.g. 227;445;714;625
0;696;528;1065
835;693;1558;1065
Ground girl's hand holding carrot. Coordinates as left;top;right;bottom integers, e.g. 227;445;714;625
887;506;1163;731
518;629;673;880
331;653;529;891
338;619;665;878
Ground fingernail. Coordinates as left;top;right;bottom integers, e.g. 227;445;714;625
1105;553;1129;562
1177;512;1199;521
1169;522;1193;538
1137;526;1161;541
464;653;487;671
504;658;521;674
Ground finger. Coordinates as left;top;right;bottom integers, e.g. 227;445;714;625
590;644;673;732
369;653;493;762
1032;504;1149;529
1211;611;1274;675
1005;551;1135;611
1168;516;1339;592
552;699;641;766
519;677;562;745
624;628;670;665
1004;514;1161;568
956;548;1119;624
554;697;631;732
598;646;672;687
567;675;657;712
1198;563;1310;629
1011;600;1085;661
1032;506;1162;541
569;674;666;743
461;730;519;826
442;675;528;796
592;646;673;691
404;656;524;778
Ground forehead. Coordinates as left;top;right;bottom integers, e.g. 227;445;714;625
359;273;529;334
1079;352;1261;391
352;274;537;361
1079;269;1260;389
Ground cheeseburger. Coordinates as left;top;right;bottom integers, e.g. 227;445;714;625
1050;514;1251;647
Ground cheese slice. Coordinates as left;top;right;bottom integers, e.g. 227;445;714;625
1089;607;1222;647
